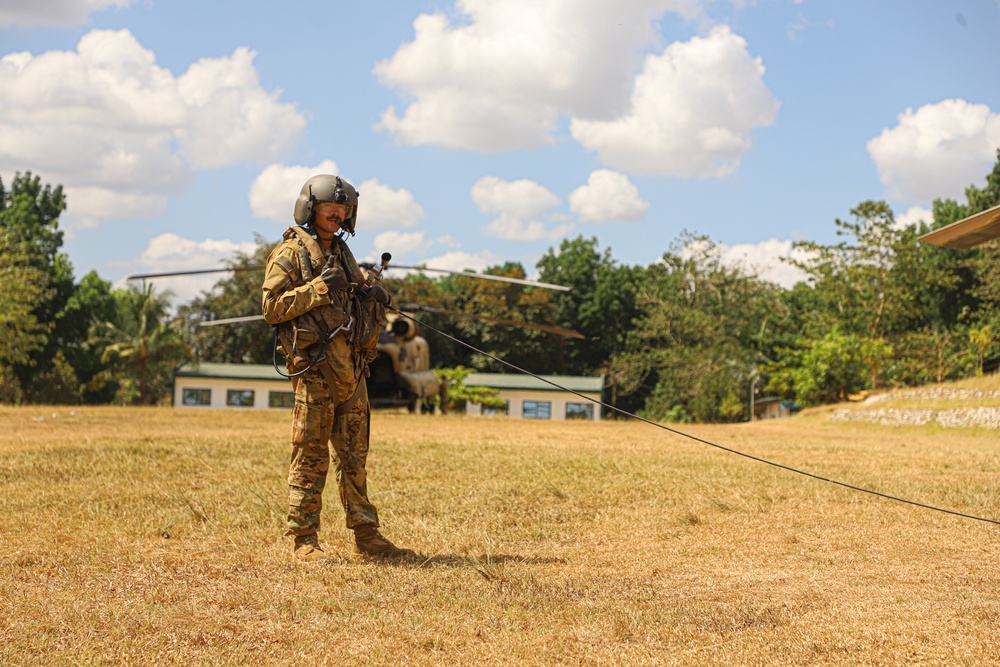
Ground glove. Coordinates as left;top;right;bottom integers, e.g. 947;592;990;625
319;258;349;292
359;284;392;306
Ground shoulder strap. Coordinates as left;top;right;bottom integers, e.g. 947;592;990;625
336;237;365;286
285;226;328;275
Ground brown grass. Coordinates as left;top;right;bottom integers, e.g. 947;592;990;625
1;405;998;665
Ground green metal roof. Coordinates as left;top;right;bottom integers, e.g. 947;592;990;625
175;363;604;394
174;362;286;382
463;373;604;393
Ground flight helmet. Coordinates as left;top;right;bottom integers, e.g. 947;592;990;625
293;174;360;235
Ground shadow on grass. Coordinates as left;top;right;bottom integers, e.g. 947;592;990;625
350;552;567;571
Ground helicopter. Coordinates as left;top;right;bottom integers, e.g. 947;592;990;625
126;257;582;413
918;203;1000;249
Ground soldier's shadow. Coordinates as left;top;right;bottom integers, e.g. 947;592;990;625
354;552;567;569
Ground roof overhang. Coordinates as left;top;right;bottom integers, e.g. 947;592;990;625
918;204;1000;249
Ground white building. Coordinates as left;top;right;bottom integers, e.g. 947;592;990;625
173;362;294;409
463;373;604;421
173;362;605;421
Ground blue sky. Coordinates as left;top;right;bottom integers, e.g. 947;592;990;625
2;0;999;304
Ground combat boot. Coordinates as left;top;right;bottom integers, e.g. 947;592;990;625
352;524;415;558
293;533;328;562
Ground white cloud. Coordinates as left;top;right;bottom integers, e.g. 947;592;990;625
571;26;780;176
176;47;306;169
249;161;339;222
129;232;258;306
360;236;506;279
249;165;425;232
0;0;130;27
482;217;575;241
681;237;812;289
471;176;573;241
867;99;1000;204
373;0;703;151
895;205;933;230
356;178;426;230
411;249;506;275
371;230;434;259
0;29;306;229
472;176;560;218
569;169;649;222
63;188;170;232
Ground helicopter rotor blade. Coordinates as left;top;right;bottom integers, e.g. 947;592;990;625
404;305;585;339
196;308;584;339
361;263;571;292
125;266;262;281
128;263;571;292
198;314;266;327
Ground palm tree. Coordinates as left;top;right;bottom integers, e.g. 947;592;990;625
90;283;192;405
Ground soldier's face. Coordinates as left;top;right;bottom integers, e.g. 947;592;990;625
314;201;346;236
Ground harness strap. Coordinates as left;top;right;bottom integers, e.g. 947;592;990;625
333;376;367;417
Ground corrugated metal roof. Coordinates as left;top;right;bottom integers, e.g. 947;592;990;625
463;373;604;393
175;362;286;381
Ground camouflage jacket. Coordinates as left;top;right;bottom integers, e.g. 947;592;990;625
261;227;384;374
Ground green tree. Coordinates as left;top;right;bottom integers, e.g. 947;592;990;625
0;232;49;367
432;366;505;412
786;330;891;405
791;201;917;339
0;172;73;403
0;231;51;402
91;284;192;405
894;326;975;385
788;200;959;389
963;152;1000;370
443;262;562;374
911;153;1000;375
59;271;119;403
390;263;564;374
536;236;643;378
964;148;1000;215
610;236;783;423
967;324;999;376
178;235;275;363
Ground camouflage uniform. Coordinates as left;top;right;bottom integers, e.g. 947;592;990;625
261;226;385;537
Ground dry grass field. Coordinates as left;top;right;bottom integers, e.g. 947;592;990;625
2;398;999;665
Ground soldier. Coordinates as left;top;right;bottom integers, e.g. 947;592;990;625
261;174;414;561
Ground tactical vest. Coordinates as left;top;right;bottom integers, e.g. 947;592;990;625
272;227;384;371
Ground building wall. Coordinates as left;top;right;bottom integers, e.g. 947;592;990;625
175;374;602;420
465;388;602;421
755;401;790;420
174;377;294;410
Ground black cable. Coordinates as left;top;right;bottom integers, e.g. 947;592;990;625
392;307;1000;526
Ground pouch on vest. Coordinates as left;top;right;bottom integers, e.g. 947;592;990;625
355;299;386;364
276;321;321;370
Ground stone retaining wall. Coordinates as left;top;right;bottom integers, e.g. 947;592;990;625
831;406;1000;429
861;388;1000;405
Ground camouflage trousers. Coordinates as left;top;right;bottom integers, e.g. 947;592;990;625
285;359;379;537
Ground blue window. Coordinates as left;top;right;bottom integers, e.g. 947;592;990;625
269;391;295;408
182;388;211;406
523;400;551;419
482;400;510;416
226;389;255;407
566;402;593;420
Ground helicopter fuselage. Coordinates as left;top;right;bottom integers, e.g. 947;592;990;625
367;317;444;411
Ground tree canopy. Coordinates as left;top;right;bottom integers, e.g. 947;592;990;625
5;154;1000;418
